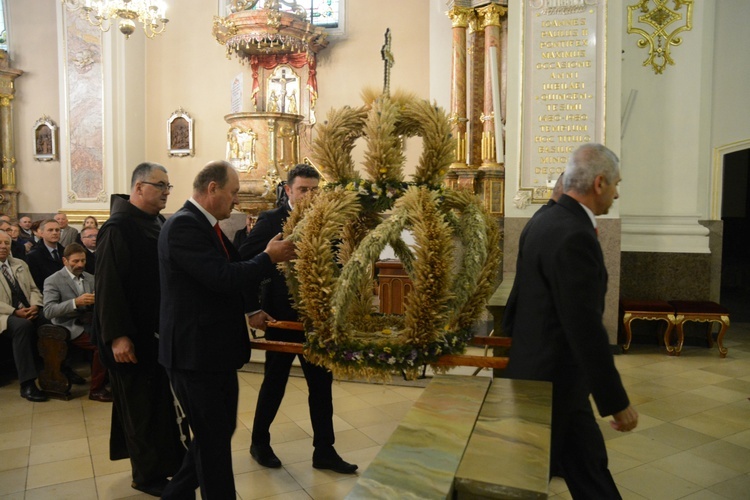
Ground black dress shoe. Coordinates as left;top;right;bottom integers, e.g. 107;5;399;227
20;384;48;402
89;388;114;402
131;478;169;497
250;444;282;468
62;368;86;385
312;455;358;474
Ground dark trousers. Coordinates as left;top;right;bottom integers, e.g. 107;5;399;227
163;368;239;500
70;332;106;392
252;327;335;456
109;364;186;487
552;395;622;500
4;315;40;384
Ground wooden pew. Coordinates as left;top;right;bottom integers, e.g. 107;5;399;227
36;324;73;400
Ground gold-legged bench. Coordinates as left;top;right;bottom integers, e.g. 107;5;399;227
620;299;676;354
669;300;730;357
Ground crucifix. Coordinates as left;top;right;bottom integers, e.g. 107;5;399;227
270;68;297;113
381;28;394;97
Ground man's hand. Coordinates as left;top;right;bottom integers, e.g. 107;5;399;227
112;336;138;364
610;405;638;432
13;306;38;320
75;293;96;308
264;233;296;263
247;310;275;330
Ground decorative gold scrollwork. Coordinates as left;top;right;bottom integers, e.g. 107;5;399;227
627;0;693;74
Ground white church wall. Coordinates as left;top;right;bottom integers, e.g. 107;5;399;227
7;0;62;214
619;1;713;253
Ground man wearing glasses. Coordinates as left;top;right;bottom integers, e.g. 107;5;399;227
79;226;98;275
94;163;187;497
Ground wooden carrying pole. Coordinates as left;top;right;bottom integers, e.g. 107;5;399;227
249;321;510;369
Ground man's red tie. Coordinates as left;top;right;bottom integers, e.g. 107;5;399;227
214;223;230;259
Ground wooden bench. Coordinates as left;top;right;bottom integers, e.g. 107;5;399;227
669;300;730;357
619;299;676;354
620;299;730;357
36;324;73;400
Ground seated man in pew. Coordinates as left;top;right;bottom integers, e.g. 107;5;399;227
43;243;112;402
0;221;27;261
0;230;47;402
79;227;98;275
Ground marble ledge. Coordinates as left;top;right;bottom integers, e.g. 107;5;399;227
346;375;491;500
454;377;552;499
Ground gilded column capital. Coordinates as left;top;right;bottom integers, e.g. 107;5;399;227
447;7;474;29
0;94;13;107
478;3;507;29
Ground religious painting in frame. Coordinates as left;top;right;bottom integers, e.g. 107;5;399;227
33;116;58;162
518;0;606;207
167;108;194;157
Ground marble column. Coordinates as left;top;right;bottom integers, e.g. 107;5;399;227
478;3;506;168
447;7;472;169
466;14;484;170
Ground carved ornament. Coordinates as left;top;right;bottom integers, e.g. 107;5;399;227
627;0;693;74
447;7;473;29
478;3;507;29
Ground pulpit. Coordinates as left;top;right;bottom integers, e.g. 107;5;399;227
214;2;329;213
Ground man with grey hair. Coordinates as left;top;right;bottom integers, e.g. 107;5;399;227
54;213;79;247
94;162;186;497
503;143;637;498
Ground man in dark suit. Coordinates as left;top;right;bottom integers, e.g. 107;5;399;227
232;213;256;249
158;161;295;499
26;219;65;290
241;164;357;474
79;227;98;275
18;215;35;242
503;144;638;499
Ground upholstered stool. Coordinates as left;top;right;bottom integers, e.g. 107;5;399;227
620;299;676;354
668;301;730;357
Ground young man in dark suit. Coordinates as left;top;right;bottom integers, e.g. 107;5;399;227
503;144;638;499
158;161;295;499
25;219;65;290
241;163;357;474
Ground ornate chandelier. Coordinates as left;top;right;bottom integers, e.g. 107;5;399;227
61;0;169;39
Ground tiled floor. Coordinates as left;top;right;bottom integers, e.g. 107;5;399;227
1;324;749;499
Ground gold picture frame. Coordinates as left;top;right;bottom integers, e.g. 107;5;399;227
33;116;58;162
167;107;194;157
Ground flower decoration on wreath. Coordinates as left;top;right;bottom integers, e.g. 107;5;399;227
281;90;502;381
